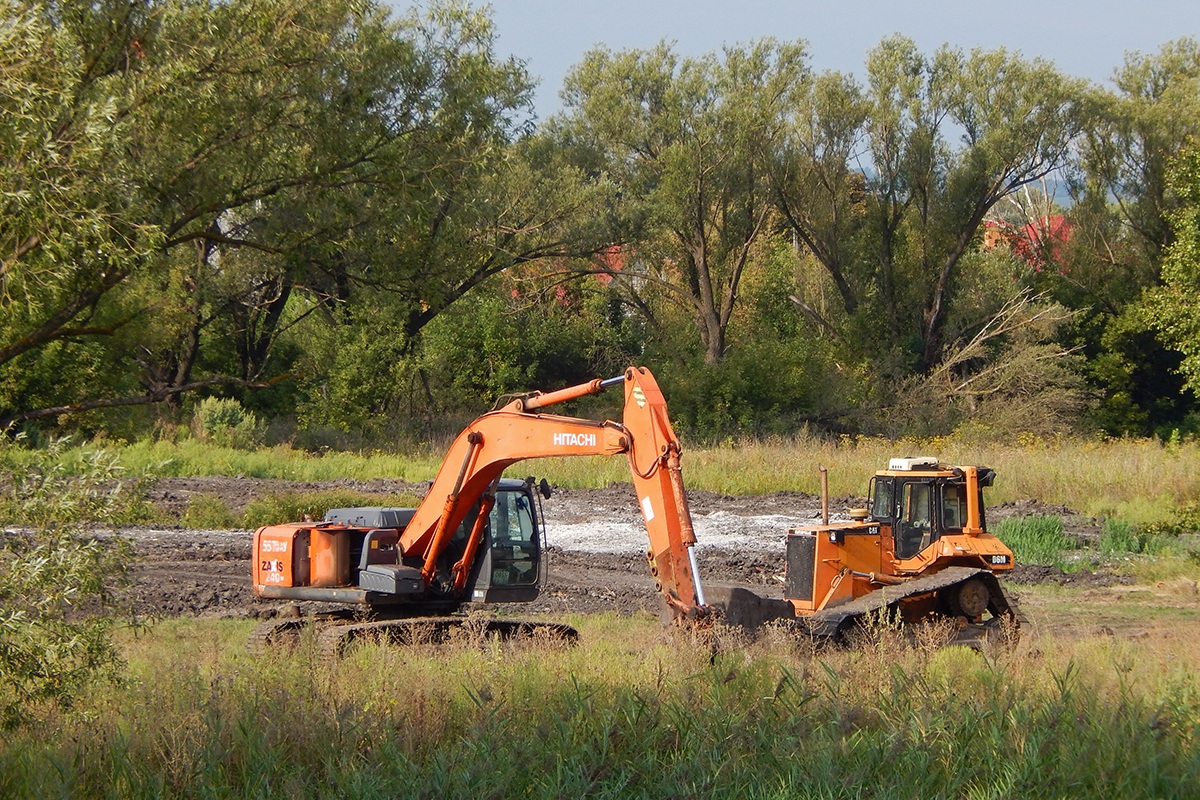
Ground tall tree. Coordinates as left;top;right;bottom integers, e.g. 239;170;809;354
556;40;809;365
1074;38;1200;272
1;0;599;427
1054;39;1200;435
776;37;1085;372
1144;142;1200;399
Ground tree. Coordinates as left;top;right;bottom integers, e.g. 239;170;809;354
1;0;601;429
777;37;1086;373
1049;39;1200;435
0;437;138;729
1073;39;1200;272
1144;142;1200;405
556;40;809;365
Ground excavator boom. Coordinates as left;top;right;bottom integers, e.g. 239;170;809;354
398;367;706;617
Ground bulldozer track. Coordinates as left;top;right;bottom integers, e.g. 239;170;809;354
806;566;1023;645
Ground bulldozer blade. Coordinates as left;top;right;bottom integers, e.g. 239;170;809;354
705;586;798;629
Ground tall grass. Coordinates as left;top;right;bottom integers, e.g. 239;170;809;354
13;434;1200;527
1;614;1197;798
993;515;1075;568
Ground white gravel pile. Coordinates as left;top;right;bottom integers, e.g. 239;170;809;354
541;509;814;555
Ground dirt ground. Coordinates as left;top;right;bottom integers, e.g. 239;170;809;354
120;476;1131;624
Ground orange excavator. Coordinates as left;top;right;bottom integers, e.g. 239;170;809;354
249;367;709;656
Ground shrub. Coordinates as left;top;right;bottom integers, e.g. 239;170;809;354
191;397;265;450
0;436;136;728
1099;517;1174;556
181;494;239;529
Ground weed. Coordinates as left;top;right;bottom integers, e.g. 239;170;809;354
994;515;1074;568
191;397;265;450
181;494;239;529
2;613;1200;798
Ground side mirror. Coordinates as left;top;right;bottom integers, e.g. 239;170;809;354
524;475;553;499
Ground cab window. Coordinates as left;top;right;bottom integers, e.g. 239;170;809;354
870;477;894;521
895;481;932;559
489;491;537;586
941;483;967;532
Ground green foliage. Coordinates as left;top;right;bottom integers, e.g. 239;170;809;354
0;436;137;729
994;515;1074;568
191;397;265;450
180;494;239;530
1098;517;1176;556
1145;142;1200;400
1140;503;1200;539
2;0;599;436
1;10;1197;443
558;39;809;366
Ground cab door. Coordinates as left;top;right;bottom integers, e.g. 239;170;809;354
893;479;934;559
470;486;543;604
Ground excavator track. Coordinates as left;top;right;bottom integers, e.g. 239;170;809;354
248;614;578;659
247;610;360;655
806;566;1024;647
315;618;579;662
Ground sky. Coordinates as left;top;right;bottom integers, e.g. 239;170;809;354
469;0;1200;120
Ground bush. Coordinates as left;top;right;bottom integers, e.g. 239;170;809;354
181;494;239;530
191;397;265;450
0;436;136;729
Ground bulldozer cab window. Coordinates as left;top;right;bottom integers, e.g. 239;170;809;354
895;481;932;559
941;483;967;532
488;491;537;586
870;477;894;521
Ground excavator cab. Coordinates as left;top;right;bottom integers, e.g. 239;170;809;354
464;480;544;604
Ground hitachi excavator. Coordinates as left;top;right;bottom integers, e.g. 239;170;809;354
249;367;709;657
250;366;1022;655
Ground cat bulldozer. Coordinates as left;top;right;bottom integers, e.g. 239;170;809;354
711;457;1024;645
250;366;1022;656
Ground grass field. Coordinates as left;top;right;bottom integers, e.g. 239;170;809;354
15;434;1200;528
1;589;1198;799
3;436;1200;797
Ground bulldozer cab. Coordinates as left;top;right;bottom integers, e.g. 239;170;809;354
869;459;990;561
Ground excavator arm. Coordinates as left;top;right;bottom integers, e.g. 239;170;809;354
397;367;707;619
